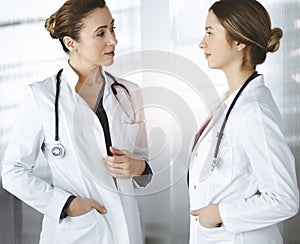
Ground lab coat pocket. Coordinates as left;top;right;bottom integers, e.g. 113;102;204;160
198;223;226;233
53;209;113;244
197;224;234;242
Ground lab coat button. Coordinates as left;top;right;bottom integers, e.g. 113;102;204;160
193;185;197;189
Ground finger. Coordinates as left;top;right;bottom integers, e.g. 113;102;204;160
105;164;123;172
90;200;107;214
190;209;201;216
105;164;129;175
103;159;125;169
109;146;125;156
104;165;131;178
104;155;126;163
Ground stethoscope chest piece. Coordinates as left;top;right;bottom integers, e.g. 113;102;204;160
51;142;65;158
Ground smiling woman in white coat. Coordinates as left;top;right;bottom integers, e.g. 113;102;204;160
189;0;299;243
1;0;152;243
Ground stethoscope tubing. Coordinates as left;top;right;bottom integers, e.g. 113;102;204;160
52;69;132;158
55;69;63;142
213;71;260;161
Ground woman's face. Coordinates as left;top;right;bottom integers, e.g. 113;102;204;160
74;7;117;68
199;11;240;72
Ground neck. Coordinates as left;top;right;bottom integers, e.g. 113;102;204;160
224;68;255;94
68;59;104;92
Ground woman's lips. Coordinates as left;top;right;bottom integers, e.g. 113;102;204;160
105;51;115;57
205;53;211;59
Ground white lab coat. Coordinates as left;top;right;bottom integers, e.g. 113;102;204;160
189;75;299;244
2;63;149;244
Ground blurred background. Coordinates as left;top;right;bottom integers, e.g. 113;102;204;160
0;0;299;243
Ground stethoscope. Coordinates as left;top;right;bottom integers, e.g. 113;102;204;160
51;69;64;158
199;71;260;180
51;68;135;159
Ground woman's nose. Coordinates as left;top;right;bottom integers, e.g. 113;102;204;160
107;33;118;46
199;37;206;49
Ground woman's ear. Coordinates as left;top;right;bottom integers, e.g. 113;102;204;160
63;36;78;53
234;41;246;52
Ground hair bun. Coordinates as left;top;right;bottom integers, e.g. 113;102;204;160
267;27;283;53
45;13;57;39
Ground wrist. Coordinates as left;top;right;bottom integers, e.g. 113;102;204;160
214;204;222;225
141;160;152;175
60;195;76;219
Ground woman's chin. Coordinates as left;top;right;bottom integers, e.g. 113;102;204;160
101;59;114;67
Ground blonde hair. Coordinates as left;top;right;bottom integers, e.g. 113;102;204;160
209;0;283;70
45;0;106;53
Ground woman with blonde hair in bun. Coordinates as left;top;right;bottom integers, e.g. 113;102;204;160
2;0;152;243
188;0;299;243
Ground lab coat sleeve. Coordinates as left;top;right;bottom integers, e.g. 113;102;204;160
218;104;299;234
133;114;152;187
130;84;152;187
1;85;71;222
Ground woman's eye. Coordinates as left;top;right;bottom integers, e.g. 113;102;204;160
97;31;105;37
111;26;116;32
206;31;213;37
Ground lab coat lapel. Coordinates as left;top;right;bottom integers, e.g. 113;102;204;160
102;73;136;193
191;103;227;161
58;78;115;189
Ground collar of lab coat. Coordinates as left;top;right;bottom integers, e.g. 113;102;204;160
61;61;113;99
